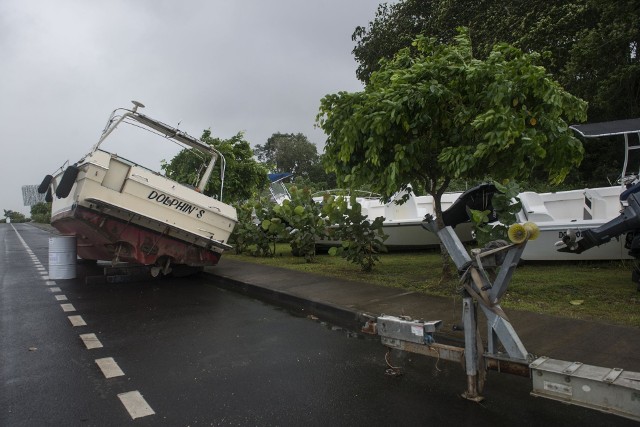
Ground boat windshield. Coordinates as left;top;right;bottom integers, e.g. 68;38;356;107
89;102;226;199
95;120;188;175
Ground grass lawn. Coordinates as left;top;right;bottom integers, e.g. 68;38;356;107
226;244;640;328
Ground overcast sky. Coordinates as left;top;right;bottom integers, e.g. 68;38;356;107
1;0;382;215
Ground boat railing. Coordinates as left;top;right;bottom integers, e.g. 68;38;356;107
88;101;227;201
571;118;640;194
311;189;381;199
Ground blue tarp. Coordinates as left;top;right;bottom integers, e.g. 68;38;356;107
268;173;293;183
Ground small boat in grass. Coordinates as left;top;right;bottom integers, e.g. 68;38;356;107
38;101;237;275
517;186;633;261
519;118;640;261
314;186;481;250
314;118;640;261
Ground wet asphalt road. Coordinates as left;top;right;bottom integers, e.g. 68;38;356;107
1;223;635;426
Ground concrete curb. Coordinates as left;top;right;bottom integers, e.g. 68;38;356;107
210;271;376;332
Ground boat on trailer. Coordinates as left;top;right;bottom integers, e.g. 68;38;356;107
39;101;237;275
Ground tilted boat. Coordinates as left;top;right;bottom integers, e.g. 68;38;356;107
38;101;237;274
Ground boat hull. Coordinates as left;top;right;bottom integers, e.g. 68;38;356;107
517;187;633;261
52;204;222;266
316;220;474;251
521;223;633;261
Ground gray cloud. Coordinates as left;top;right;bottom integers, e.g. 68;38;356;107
0;0;379;214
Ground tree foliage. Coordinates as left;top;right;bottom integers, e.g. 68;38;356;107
272;187;325;262
254;133;336;189
229;192;387;271
254;133;319;178
469;181;522;246
161;130;269;204
2;209;28;223
352;0;639;124
322;195;388;272
318;29;587;224
30;202;51;224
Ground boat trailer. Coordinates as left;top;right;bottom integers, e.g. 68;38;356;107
367;215;640;422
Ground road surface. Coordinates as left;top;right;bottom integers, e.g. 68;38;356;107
1;224;634;426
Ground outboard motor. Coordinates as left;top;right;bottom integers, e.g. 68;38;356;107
441;183;499;227
558;192;640;255
558;191;640;290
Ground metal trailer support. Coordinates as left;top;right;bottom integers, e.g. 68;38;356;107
530;357;640;422
435;224;532;362
378;223;533;401
375;219;640;421
461;296;482;401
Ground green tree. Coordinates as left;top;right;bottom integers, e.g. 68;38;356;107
562;0;639;122
254;133;322;179
272;186;325;262
30;202;51;224
351;0;639;187
162;130;269;204
3;209;28;223
323;195;387;272
231;197;286;257
318;29;587;230
352;0;436;83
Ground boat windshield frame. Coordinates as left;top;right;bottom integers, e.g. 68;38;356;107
571;118;640;185
89;101;227;200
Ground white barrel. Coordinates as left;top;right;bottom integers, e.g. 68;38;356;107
49;236;77;279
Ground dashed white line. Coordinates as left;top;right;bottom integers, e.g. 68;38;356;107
79;333;103;349
118;391;155;419
95;357;125;378
13;226;155;420
68;315;87;326
60;303;76;312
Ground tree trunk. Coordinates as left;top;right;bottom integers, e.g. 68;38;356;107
433;194;454;280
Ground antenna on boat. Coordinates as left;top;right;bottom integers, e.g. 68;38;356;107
131;100;145;113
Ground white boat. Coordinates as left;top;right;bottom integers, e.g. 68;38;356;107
281;119;640;261
267;172;293;204
315;187;477;250
517;186;633;261
519;118;640;261
39;101;237;274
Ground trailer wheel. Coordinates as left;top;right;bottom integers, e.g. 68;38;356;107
55;165;79;198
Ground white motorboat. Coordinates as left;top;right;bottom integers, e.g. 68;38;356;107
282;118;640;261
518;118;640;261
267;172;293;204
39;101;237;273
315;187;477;250
517;186;633;261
